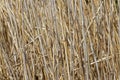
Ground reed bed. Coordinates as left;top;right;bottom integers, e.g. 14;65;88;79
0;0;120;80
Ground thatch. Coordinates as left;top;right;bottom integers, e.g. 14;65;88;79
0;0;120;80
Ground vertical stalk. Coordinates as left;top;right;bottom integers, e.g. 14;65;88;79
79;0;89;80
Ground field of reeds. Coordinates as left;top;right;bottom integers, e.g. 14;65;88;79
0;0;120;80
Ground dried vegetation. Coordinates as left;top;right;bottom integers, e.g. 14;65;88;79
0;0;120;80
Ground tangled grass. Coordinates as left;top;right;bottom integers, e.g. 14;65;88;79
0;0;120;80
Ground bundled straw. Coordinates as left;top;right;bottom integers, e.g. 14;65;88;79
0;0;120;80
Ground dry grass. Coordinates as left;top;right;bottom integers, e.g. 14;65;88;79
0;0;120;80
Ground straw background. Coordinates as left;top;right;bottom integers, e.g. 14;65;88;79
0;0;120;80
